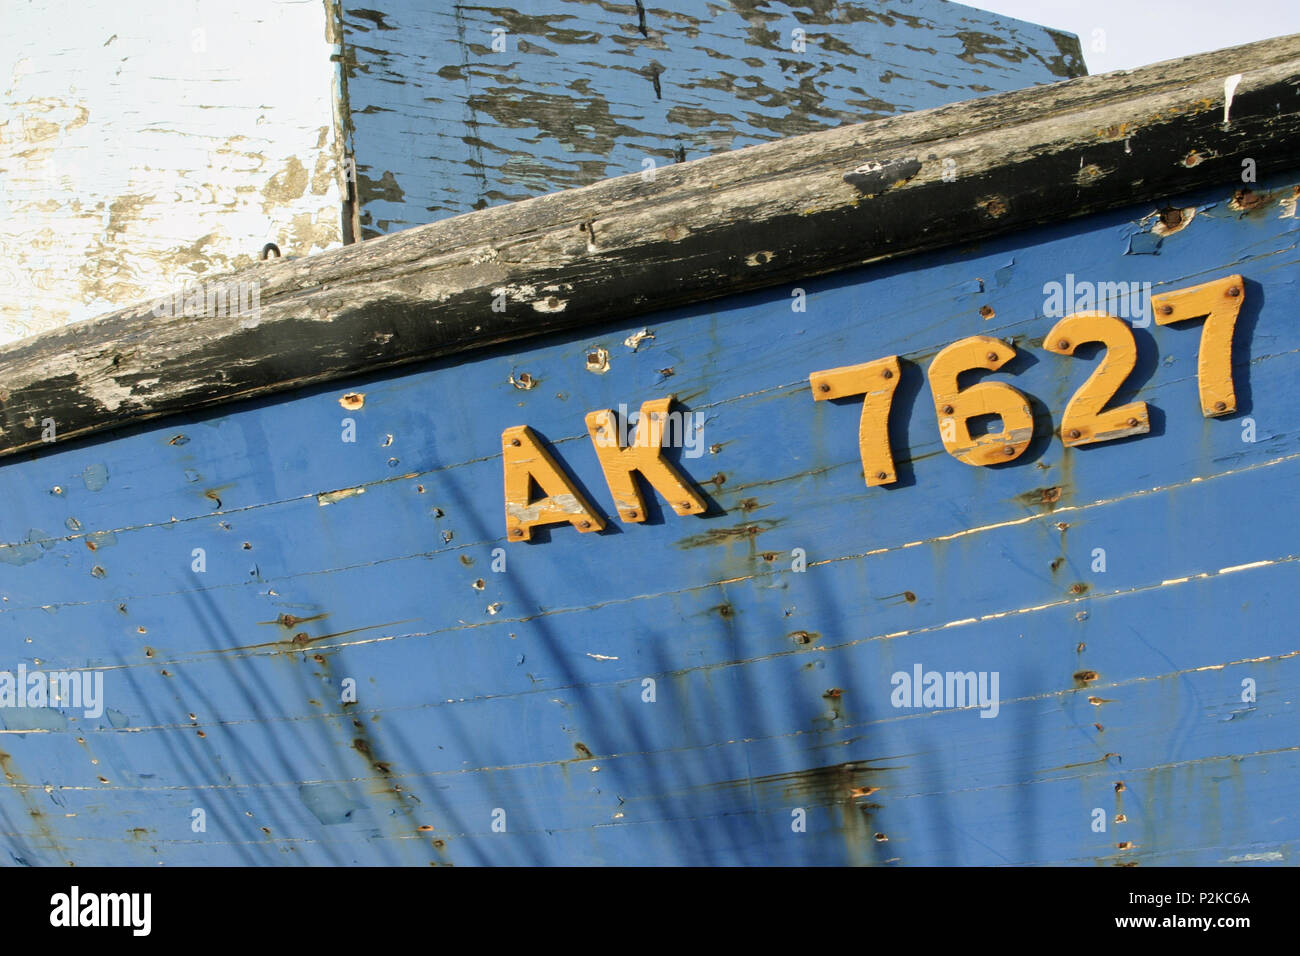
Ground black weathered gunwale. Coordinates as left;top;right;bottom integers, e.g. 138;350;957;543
1;34;1299;459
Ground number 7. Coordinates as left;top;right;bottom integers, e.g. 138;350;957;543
809;356;902;486
1151;274;1244;417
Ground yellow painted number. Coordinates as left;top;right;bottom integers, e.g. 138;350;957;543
927;335;1033;466
1151;274;1244;416
1044;312;1149;446
809;355;902;486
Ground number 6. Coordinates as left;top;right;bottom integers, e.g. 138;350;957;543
927;336;1033;466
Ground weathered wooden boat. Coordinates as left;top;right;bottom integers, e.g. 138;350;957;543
1;4;1298;866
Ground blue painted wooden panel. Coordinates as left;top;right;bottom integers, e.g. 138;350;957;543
0;172;1295;866
341;0;1085;234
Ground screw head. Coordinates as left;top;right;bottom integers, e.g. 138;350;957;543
1068;429;1082;440
679;501;692;509
579;521;591;530
941;404;954;415
986;352;999;362
626;510;638;519
510;528;524;537
1227;286;1241;297
1057;339;1070;350
1127;417;1139;427
881;369;894;379
1159;304;1173;316
509;438;521;447
875;471;888;480
1214;400;1227;412
818;383;830;392
1003;445;1016;456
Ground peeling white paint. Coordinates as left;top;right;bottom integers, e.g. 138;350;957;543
0;2;346;344
1223;73;1243;125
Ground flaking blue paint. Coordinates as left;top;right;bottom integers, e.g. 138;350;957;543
342;0;1085;233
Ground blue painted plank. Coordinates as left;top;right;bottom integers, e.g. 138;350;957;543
0;171;1295;865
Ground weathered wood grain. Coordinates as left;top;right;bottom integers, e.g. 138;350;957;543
0;1;348;343
0;34;1297;460
341;0;1086;233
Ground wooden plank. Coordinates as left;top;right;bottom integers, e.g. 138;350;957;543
340;0;1086;233
0;34;1297;459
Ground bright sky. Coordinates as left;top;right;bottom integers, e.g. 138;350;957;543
974;0;1300;73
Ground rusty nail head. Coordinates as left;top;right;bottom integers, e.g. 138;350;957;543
1003;445;1016;456
1159;304;1173;315
1127;417;1139;427
941;404;954;415
986;352;998;362
1214;401;1227;411
509;438;521;446
881;368;894;379
579;521;591;530
1057;339;1070;350
511;528;523;537
1068;429;1081;439
818;383;830;392
627;510;638;519
679;501;691;509
1227;286;1241;297
876;471;888;480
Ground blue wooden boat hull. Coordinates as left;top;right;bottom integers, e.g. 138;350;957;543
0;169;1296;866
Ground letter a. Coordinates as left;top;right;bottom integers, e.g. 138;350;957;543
585;397;706;522
502;426;604;542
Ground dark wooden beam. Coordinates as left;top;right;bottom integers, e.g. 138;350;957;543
2;34;1299;459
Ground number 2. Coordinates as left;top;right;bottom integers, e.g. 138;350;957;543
1044;312;1149;446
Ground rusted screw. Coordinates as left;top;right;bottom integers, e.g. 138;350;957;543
1070;583;1086;594
1127;417;1139;427
986;352;998;362
509;438;521;447
1003;445;1016;456
1068;429;1081;440
679;501;692;509
1227;286;1241;297
1214;400;1227;412
875;471;888;480
941;404;954;415
1159;304;1173;316
1057;339;1070;350
578;521;591;530
626;510;638;519
510;528;523;537
881;368;894;379
818;383;830;392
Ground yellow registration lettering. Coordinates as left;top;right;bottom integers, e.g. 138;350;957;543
809;355;902;486
927;335;1033;466
1044;311;1149;446
1151;274;1244;416
502;425;605;542
585;397;707;523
